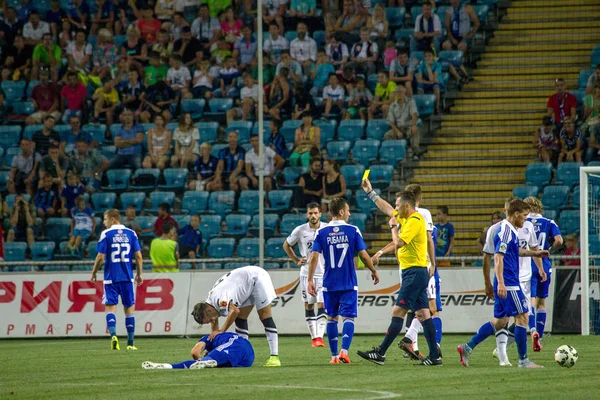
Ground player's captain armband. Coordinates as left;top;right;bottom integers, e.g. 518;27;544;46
362;169;370;181
498;243;507;254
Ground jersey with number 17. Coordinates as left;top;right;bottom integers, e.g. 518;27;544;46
97;224;141;283
527;213;561;270
312;220;367;292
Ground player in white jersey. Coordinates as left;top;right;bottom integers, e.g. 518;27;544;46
190;266;281;367
283;202;328;348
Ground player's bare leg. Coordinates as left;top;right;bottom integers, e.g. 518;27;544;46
258;305;281;367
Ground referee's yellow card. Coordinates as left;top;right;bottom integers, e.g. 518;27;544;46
362;169;370;181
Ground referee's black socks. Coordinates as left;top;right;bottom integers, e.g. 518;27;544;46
422;318;439;359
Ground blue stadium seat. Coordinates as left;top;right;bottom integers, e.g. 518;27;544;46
473;5;490;24
0;171;9;192
281;167;306;188
4;242;27;261
386;7;405;28
120;192;146;210
237;238;260;258
45;218;72;244
355;189;381;214
5;147;22;168
158;168;188;192
87;241;98;259
313;30;326;48
225;214;251;237
53;124;71;138
543;209;557;221
395;28;413;41
208;191;235;218
22;124;43;140
238;190;263;215
100;145;116;159
280;127;296;146
8;101;34;122
109;124;123;137
206;98;234;115
179;263;193;270
411;50;424;63
26;80;40;98
379;140;407;166
285;30;298;42
173;215;191;227
369;165;394;188
367;119;391;141
196;122;219;144
130;168;160;192
211;143;228;158
413;94;436;117
113;34;126;48
366;74;379;94
572;89;586;110
224;262;246;270
513;185;539;199
327;141;352;162
138;216;158;240
102;169;132;192
558;210;580;235
264;263;281;270
349;213;367;232
280;214;307;236
352;139;380;166
226;121;253;144
578;68;595;89
83;124;107;144
541;185;570;211
249;214;279;239
199;215;222;239
149;191;175;212
31;242;56;261
556;162;582;188
1;80;26;101
207;238;236;258
92;192;117;214
314;120;337;146
266;190;293;212
72;264;93;271
338;120;366;141
525;163;552;187
590;46;600;66
438;50;464;69
410;6;422;24
0;126;22;149
572;186;580;209
265;238;287;258
181;99;206;120
182;191;209;214
341;165;366;189
251;121;272;137
44;265;70;272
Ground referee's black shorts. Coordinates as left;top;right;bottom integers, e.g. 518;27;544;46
396;267;429;311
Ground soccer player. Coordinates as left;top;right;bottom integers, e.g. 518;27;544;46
283;202;328;347
458;199;545;369
190;266;281;367
91;209;143;351
308;197;379;364
142;332;254;370
357;187;441;366
524;196;563;352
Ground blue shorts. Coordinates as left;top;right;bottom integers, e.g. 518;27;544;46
435;273;442;312
417;82;440;92
531;265;551;299
324;289;358;318
202;337;254;368
397;267;429;312
72;229;92;240
494;287;529;319
103;281;135;308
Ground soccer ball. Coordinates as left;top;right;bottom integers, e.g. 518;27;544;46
554;345;578;368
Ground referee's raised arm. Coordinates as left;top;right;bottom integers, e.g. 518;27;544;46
362;178;395;217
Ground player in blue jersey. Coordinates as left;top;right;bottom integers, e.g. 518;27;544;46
142;332;255;370
458;199;544;369
524;196;563;352
91;209;143;351
307;197;380;364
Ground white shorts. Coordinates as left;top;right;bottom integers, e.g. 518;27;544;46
240;269;277;310
520;279;532;313
300;276;324;304
427;275;436;300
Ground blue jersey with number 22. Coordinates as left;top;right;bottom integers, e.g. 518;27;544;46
97;224;141;283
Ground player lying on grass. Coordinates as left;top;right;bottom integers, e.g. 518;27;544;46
142;332;254;369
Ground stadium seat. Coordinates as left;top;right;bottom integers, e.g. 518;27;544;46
265;238;287;258
158;168;188;192
8;101;34;122
541;185;570;211
0;171;9;192
280;127;296;146
173;215;191;227
207;238;235;258
352;139;380;166
130;168;160;192
369;165;394;188
349;213;367;232
355;189;381;214
53;124;71;138
590;45;600;66
109;124;123;137
327;141;352;162
338;120;366;141
72;264;93;271
224;214;251;237
224;262;246;270
266;190;293;212
578;68;595;90
281;167;306;188
251;121;272;137
340;165;366;189
181;191;209;214
386;7;405;28
22;124;43;140
87;241;98;259
30;242;56;261
366;74;379;94
179;263;193;270
280;213;307;236
149;191;176;212
4;242;27;261
413;94;436;118
197;122;219;143
206;98;234;115
44;265;70;272
4;147;22;169
237;238;260;258
114;35;126;48
45;218;72;244
208;191;235;218
543;209;557;221
100;145;116;159
211;143;228;158
83;124;107;144
513;185;539;199
238;190;263;215
438;50;464;69
249;214;279;239
92;192;117;214
1;80;26;102
379;140;406;165
0;126;22;149
313;30;326;48
313;120;336;146
394;28;413;41
264;263;281;270
102;169;132;192
199;215;222;239
285;30;298;42
26;80;40;98
181;99;206;120
556;162;582;188
525;163;552;187
137;216;158;240
473;5;490;25
226;121;253;144
366;119;391;141
559;210;580;235
120;192;146;210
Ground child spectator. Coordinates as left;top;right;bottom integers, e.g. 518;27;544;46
349;27;378;77
322;73;345;119
558;118;583;163
212;37;233;65
150;220;179;272
65;195;95;255
325;33;349;68
344;76;372;120
562;234;580;267
368;71;396;119
226;73;258;124
416;49;442;115
268;119;289;159
177;215;202;259
383;40;396;70
435;205;455;258
60;171;85;217
91;79;118;126
123;206;141;235
191;60;214;100
167;54;192;99
277;50;304;87
38;145;68;187
534;116;558;163
35;175;59;219
214;56;240;98
189;143;218;191
144;51;169;86
310;49;335;96
136;6;162;44
252;50;276;86
264;22;289;64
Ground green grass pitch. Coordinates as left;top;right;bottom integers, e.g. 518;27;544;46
1;334;598;399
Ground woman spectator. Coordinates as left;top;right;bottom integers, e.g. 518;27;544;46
91;28;118;80
220;6;243;45
321;159;346;212
121;27;148;78
189;142;218;191
583;84;600;133
533;116;558;163
366;4;388;55
143;115;172;170
333;0;364;45
171;112;200;168
66;29;92;75
290;112;321;167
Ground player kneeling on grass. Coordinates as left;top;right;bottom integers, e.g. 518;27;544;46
142;332;254;370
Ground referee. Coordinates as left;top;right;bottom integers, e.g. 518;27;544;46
357;180;441;366
150;221;179;272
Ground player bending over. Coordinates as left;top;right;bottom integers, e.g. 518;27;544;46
308;197;379;364
283;202;328;347
91;209;143;351
142;332;254;370
190;266;281;367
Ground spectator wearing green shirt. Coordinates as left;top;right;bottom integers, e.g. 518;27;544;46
145;52;169;86
203;0;232;19
252;50;276;85
32;33;62;82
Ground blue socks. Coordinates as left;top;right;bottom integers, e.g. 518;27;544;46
125;314;135;346
422;318;439;359
171;360;198;369
536;310;547;338
528;306;536;331
433;316;443;344
341;319;355;352
379;317;404;355
467;321;495;350
515;324;528;360
326;319;339;356
106;313;117;337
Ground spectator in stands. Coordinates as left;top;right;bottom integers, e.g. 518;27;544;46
293;85;315;120
261;0;285;33
287;0;319;33
290;22;317;75
1;35;32;82
166;54;192;99
311;49;335;96
151;203;178;237
91;28;118;80
221;6;242;44
365;4;388;55
226;72;258;124
333;0;363;45
69;139;110;194
169;12;189;42
325;33;349;69
533;116;558;163
8;139;41;196
152;29;174;62
111;57;131;91
388;50;414;97
90;0;115;35
349;27;378;78
416;49;443;115
17;0;36;22
137;6;162;44
91;79;118;126
109;108;144;169
143;115;172;170
585;65;600;95
173;26;204;67
22;11;49;46
212;36;233;65
145;51;169;86
189;142;218;191
26;69;61;125
291;112;321;167
241;132;285;193
121;27;148;78
60;72;87;124
46;0;67;38
268;119;289;159
139;80;178;123
266;67;292;120
34;175;59;219
277;50;303;87
214;56;240;98
58;19;74;50
32;115;61;157
386;85;420;159
0;89;5;124
31;33;61;81
177;215;202;259
412;1;441;54
435;205;455;258
562;234;580;267
66;0;91;31
264;22;289;64
344;76;372;121
586;124;600;165
60;171;85;217
546;78;577;128
321;159;346;212
154;0;176;23
0;7;23;48
39;144;68;187
119;69;145;114
478;211;503;254
65;195;95;255
6;194;36;247
171;112;200;169
233;24;257;71
382;41;397;71
558;118;583;163
322;73;345;119
123;205;141;235
212;130;246;192
252;50;276;86
337;64;358;92
191;4;221;56
368;71;396;119
583;84;600;133
190;60;214;101
442;0;480;53
297;157;323;206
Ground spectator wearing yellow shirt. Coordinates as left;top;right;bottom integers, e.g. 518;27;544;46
368;71;397;119
92;79;119;127
32;33;62;82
